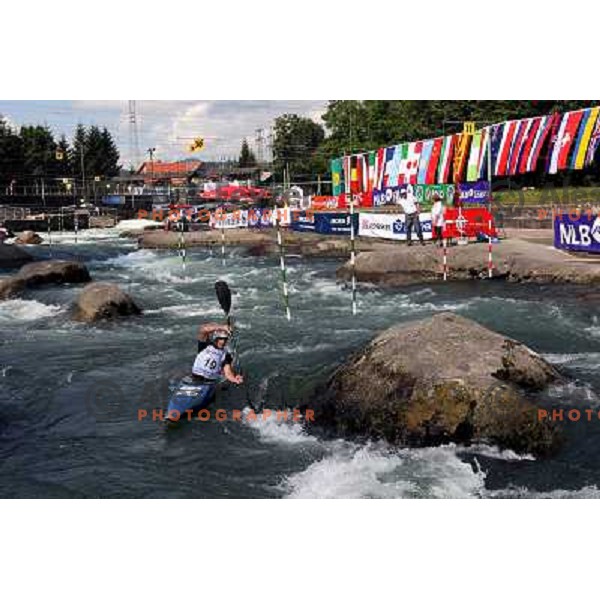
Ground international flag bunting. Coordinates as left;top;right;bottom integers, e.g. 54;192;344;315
426;137;443;184
495;120;518;176
452;133;471;183
437;135;455;184
549;110;585;174
477;127;489;180
417;140;434;184
399;141;422;185
374;147;386;191
518;117;542;174
585;111;600;167
527;115;554;172
466;131;482;182
331;158;344;196
572;107;600;169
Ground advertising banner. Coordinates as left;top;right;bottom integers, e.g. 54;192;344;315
414;184;455;208
358;212;433;241
554;211;600;253
457;181;491;203
372;185;408;207
291;211;358;235
247;207;273;228
444;208;496;238
210;209;248;229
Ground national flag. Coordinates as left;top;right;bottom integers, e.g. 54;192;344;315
426;137;443;184
466;131;482;182
573;107;600;169
417;140;434;184
585;111;600;167
527;115;554;172
489;123;504;176
366;151;377;193
399;141;423;185
549;110;584;173
518;117;542;174
544;113;562;172
381;146;397;189
477;127;489;180
385;144;404;187
495;120;517;176
331;158;344;196
437;135;455;184
507;119;531;175
452;133;471;183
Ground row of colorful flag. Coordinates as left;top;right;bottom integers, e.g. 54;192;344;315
331;106;600;196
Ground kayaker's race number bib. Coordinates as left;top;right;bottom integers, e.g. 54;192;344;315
192;346;226;379
204;358;218;371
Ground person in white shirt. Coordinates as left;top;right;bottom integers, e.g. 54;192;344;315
431;192;445;246
399;188;424;246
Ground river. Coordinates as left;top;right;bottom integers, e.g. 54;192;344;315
2;229;600;498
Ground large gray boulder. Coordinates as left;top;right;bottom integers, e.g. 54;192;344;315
17;260;91;287
310;312;562;456
72;282;142;322
0;260;91;300
0;244;33;269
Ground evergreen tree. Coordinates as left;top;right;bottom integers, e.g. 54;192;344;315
238;138;257;167
0;117;24;187
99;127;120;176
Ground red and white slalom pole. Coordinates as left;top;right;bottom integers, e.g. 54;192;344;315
443;237;448;281
487;218;493;278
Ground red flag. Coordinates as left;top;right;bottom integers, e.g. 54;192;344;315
518;117;542;174
507;120;528;175
496;121;517;176
426;138;443;184
557;111;585;170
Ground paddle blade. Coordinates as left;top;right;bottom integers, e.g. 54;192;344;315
215;280;232;315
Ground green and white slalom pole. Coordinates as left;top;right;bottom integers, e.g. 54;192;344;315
47;214;53;258
347;155;357;315
276;211;291;321
178;220;186;272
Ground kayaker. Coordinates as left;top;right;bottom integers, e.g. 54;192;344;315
193;323;243;386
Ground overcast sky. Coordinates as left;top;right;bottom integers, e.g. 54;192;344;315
0;100;328;168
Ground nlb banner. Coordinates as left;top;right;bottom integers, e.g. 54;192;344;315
457;181;490;203
372;185;408;207
554;212;600;253
358;212;433;241
291;211;358;235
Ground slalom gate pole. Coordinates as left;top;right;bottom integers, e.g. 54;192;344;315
487;126;494;279
179;221;186;272
443;237;448;281
347;155;357;315
74;214;78;245
276;211;291;321
47;214;53;258
220;206;226;262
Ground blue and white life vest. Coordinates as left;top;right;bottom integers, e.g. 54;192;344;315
192;345;227;380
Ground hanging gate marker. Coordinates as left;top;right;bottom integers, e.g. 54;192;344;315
47;214;53;258
74;213;78;245
346;155;357;315
276;212;291;321
179;222;186;271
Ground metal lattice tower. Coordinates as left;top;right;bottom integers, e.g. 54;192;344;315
128;100;141;170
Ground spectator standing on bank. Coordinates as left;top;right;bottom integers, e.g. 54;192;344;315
399;187;424;246
431;192;445;246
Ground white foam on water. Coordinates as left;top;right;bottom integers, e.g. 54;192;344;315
145;304;222;318
543;352;600;371
461;443;535;462
0;299;63;322
242;407;319;445
283;441;487;499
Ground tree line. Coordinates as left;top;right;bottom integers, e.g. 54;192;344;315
0;118;121;191
271;101;600;188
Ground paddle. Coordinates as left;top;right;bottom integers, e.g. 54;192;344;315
214;280;259;412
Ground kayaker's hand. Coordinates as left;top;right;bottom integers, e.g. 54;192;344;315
233;374;244;385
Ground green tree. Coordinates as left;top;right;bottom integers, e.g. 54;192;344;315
99;127;120;176
0;116;24;188
20;125;57;182
238;138;257;167
272;113;325;181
